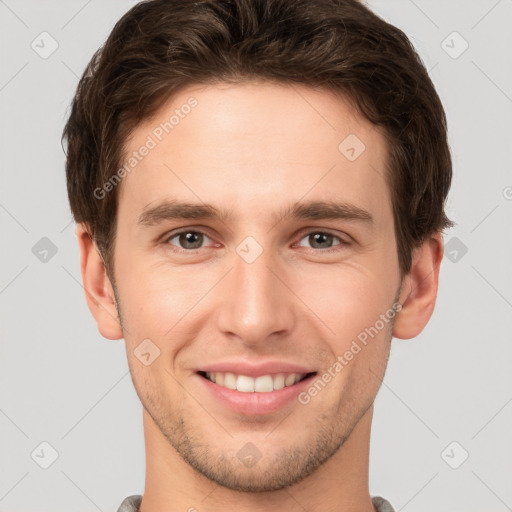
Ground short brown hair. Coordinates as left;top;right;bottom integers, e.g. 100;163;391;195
62;0;453;280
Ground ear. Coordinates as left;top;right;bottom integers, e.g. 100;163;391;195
392;232;444;339
76;223;124;340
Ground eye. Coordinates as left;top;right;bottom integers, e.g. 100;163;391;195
296;231;347;251
163;228;350;253
165;230;214;251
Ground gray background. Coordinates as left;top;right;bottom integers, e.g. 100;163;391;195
1;1;511;511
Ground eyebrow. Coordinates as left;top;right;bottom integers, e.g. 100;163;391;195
138;199;374;228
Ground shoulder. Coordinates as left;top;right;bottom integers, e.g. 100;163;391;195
116;495;142;512
372;495;396;512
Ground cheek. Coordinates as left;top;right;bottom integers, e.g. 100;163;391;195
291;262;394;343
115;253;218;342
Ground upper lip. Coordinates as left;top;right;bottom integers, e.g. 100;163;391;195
197;360;317;378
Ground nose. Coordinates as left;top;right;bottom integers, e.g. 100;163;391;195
216;244;296;347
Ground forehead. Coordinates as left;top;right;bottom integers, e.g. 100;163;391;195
117;81;391;228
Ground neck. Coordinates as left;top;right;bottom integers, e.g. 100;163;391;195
139;406;376;512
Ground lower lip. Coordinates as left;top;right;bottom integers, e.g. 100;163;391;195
196;372;317;416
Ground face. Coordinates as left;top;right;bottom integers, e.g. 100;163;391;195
111;81;402;492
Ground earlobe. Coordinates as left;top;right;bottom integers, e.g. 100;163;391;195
76;223;124;340
392;233;444;340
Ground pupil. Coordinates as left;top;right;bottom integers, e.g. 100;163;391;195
181;232;202;249
311;232;332;249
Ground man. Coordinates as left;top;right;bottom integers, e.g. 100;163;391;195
62;0;452;510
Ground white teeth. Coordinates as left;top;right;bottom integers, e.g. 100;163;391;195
237;375;255;392
254;375;274;392
223;372;237;390
204;372;309;392
285;374;296;386
272;374;285;390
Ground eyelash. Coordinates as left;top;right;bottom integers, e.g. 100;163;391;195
163;228;350;254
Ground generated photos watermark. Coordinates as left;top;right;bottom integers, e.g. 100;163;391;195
94;96;198;200
298;301;402;405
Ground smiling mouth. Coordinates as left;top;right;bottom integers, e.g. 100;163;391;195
197;370;317;393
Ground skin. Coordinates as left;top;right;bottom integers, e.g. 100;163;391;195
77;81;443;512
